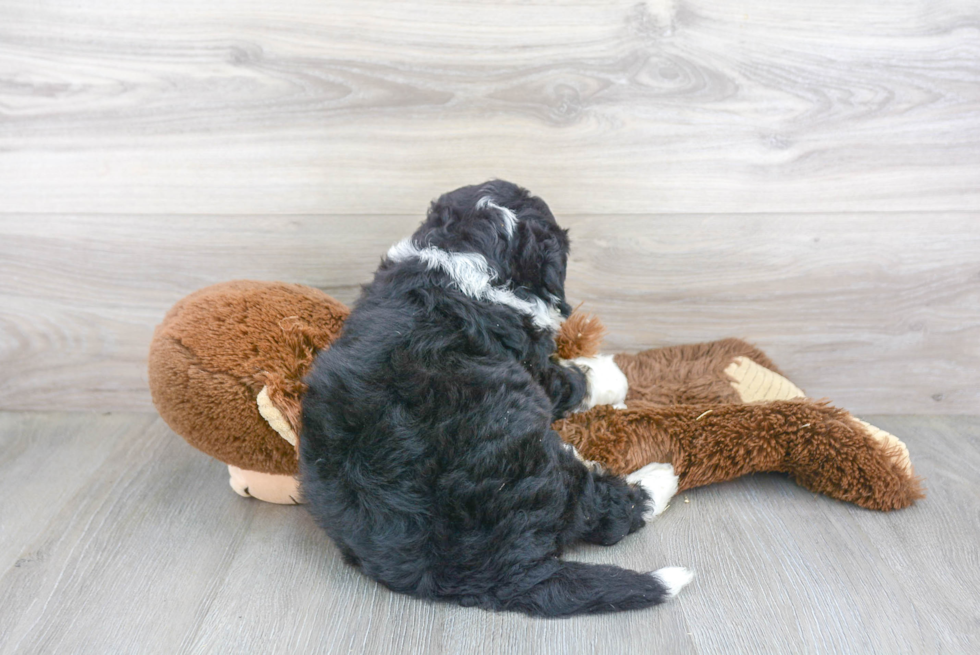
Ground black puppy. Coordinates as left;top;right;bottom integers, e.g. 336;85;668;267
301;181;690;617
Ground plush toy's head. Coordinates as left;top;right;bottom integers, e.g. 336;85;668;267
148;281;348;477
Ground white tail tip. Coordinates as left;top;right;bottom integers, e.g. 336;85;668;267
654;566;695;598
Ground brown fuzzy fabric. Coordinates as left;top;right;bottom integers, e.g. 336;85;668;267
148;281;348;475
614;339;785;406
553;314;922;510
556;318;784;404
554;311;606;360
555;400;924;511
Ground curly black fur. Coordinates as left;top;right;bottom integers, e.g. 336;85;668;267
301;181;673;616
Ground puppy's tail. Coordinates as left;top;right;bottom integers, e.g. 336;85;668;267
466;561;693;617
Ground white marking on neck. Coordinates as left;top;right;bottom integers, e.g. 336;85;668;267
386;239;560;331
476;196;518;237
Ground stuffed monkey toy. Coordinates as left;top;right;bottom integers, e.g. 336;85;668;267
148;281;922;511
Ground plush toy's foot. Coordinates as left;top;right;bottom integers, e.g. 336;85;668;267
227;465;302;504
853;418;913;475
779;405;924;511
626;463;679;518
725;356;806;402
724;356;916;481
571;355;629;410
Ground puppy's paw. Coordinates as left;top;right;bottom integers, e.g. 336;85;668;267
569;355;628;410
652;566;694;599
626;462;679;519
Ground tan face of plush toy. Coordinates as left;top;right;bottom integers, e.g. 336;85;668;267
149;282;922;510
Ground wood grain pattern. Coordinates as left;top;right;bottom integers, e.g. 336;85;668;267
564;214;980;415
1;214;977;414
0;414;251;654
847;415;980;652
0;0;978;214
0;412;977;653
0;412;145;567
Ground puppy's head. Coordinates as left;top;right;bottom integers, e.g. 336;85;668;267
415;180;573;316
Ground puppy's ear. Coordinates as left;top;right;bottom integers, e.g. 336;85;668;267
427;184;482;233
516;222;572;316
415;199;460;246
542;231;573;317
426;200;457;230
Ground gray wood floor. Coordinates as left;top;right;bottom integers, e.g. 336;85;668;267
1;411;977;654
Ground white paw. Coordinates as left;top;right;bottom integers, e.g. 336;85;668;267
626;462;679;519
652;566;694;598
570;355;628;411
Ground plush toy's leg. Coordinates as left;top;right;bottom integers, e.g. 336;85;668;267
614;342;804;405
724;356;805;402
723;356;913;475
556;400;923;511
227;465;302;505
852;418;912;475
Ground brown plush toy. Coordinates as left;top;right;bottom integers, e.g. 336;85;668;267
148;281;347;504
554;313;923;511
149;281;923;511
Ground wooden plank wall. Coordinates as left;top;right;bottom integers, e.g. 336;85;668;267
1;0;978;414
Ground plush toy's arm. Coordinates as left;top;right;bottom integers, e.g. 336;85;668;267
551;310;629;414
